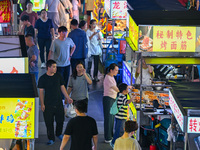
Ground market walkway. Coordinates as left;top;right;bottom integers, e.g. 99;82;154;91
35;66;113;150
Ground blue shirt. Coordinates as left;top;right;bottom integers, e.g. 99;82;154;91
68;28;88;59
27;45;39;73
35;18;54;39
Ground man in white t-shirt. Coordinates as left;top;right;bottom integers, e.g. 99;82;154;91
114;120;141;150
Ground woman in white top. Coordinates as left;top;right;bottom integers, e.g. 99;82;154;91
135;59;154;85
86;19;102;82
72;0;81;22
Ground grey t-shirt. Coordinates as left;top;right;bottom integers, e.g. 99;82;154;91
68;74;91;100
45;0;60;12
50;38;75;67
27;45;39;73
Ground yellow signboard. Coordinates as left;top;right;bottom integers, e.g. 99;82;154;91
129;16;139;50
153;26;196;52
0;98;35;139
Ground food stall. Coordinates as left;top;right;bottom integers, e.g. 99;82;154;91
0;35;39;150
125;10;200;149
169;82;200;150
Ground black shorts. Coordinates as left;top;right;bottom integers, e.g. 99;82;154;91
87;11;92;16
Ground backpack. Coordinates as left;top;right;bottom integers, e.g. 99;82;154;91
110;97;123;115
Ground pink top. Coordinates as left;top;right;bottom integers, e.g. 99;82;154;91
103;74;117;99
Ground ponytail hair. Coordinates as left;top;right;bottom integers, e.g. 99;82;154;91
106;63;118;74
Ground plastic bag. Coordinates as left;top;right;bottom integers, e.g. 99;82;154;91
64;104;76;118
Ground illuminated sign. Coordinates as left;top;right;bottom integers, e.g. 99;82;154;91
0;58;28;73
0;0;11;23
129;16;139;50
0;98;35;139
138;25;198;52
169;90;184;131
30;0;45;11
122;61;135;85
111;0;127;19
187;117;200;133
153;26;196;52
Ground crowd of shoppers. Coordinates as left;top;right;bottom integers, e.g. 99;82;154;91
14;2;142;149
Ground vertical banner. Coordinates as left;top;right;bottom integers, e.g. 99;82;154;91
104;0;111;17
111;0;127;19
0;0;11;23
153;26;196;52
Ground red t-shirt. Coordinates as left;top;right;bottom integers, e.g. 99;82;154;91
20;11;39;27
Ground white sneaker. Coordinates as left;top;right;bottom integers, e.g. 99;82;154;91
41;63;46;68
105;140;112;143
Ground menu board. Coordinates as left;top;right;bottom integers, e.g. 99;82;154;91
169;91;184;131
129;16;139;50
110;0;127;19
137;25;200;52
0;98;35;139
187;117;200;133
153;26;196;52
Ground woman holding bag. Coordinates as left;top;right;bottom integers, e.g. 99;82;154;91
86;19;102;82
66;61;92;112
103;63;119;143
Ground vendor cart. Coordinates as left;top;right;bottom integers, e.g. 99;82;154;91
125;9;200;150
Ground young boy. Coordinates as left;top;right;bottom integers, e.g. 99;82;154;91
110;83;135;147
114;120;141;150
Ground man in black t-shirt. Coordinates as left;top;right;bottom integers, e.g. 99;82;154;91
60;100;98;150
38;60;73;145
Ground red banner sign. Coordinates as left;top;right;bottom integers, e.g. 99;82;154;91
0;0;11;23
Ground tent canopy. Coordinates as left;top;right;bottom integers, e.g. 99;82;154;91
127;0;187;11
128;10;200;26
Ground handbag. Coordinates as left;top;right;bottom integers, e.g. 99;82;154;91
110;97;123;115
64;104;76;118
59;0;71;14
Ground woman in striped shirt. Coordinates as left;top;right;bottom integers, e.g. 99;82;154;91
110;83;135;147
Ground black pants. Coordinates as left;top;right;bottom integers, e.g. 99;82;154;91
38;38;52;63
87;55;99;78
43;105;64;141
57;65;70;88
103;96;115;141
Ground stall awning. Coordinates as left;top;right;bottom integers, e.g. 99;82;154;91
170;82;200;110
0;74;38;97
127;0;186;11
128;10;200;26
127;0;163;10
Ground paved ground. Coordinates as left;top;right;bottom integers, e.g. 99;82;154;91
35;63;113;150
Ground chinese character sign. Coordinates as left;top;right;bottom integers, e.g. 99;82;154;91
153;26;196;52
129;16;139;50
111;0;127;19
169;91;184;131
187;117;200;133
104;0;111;17
0;98;35;139
0;0;11;23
